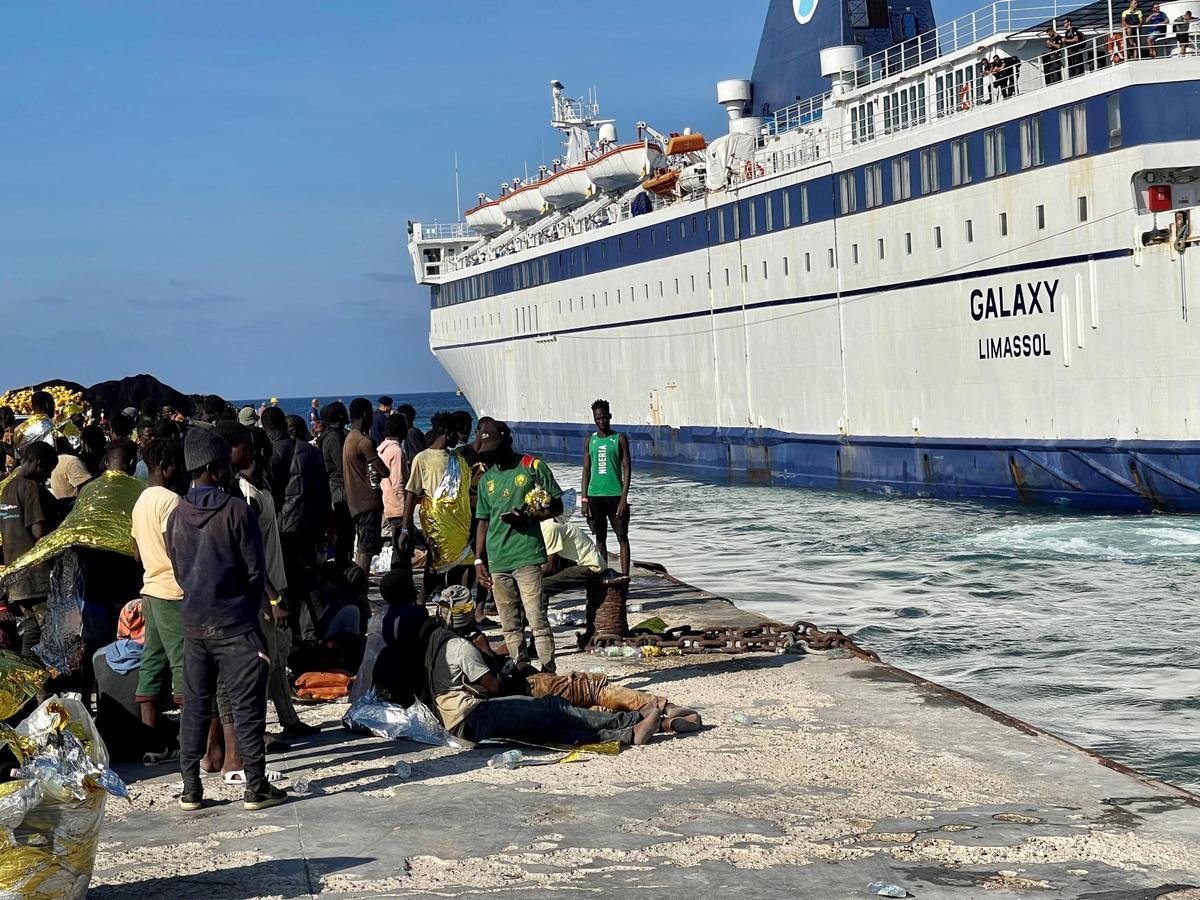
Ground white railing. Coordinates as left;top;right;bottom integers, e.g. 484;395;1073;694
413;222;476;241
854;0;1098;89
768;92;831;136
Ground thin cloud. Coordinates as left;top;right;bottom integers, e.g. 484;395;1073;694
364;272;408;283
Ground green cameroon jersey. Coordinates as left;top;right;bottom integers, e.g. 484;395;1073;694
477;457;563;573
586;433;623;498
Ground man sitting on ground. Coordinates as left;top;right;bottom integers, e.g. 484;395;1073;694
540;516;605;598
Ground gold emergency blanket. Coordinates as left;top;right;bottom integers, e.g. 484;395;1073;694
0;697;128;899
0;471;145;585
419;451;475;574
0;651;48;719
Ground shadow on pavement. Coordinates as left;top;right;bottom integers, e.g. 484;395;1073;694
89;855;371;899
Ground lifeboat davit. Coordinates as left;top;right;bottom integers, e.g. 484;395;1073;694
464;199;508;237
498;182;548;225
539;165;593;210
586;141;665;194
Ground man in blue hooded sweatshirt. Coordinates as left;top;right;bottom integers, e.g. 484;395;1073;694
166;427;287;811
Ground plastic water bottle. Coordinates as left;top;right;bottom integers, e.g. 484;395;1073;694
393;761;412;778
584;665;606;674
731;711;755;726
627;603;644;613
291;775;311;795
867;882;907;898
620;646;639;657
487;750;525;769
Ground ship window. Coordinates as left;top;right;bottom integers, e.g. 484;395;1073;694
558;252;563;268
904;232;912;254
864;164;883;208
877;238;885;259
1060;103;1087;159
839;173;857;214
584;246;590;265
999;211;1008;236
664;226;670;243
984;127;1006;177
852;243;859;264
592;293;596;308
691;274;695;291
650;229;656;246
706;212;713;233
934;225;942;249
617;289;621;304
805;252;811;272
920;148;939;195
783;190;791;227
718;211;726;243
1107;94;1121;148
636;232;641;249
618;237;623;255
644;283;650;299
802;184;811;222
658;281;664;297
674;278;679;294
1020;116;1044;168
965;219;974;243
742;264;748;282
951;139;970;186
680;221;686;239
725;268;730;286
762;260;768;279
783;256;789;276
828;248;835;267
543;258;549;280
891;156;911;201
1077;196;1088;222
1036;204;1046;230
692;216;698;234
604;291;609;306
601;243;607;260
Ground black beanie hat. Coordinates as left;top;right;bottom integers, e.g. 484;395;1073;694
184;427;231;472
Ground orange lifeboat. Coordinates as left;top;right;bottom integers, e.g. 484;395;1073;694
666;133;706;155
643;168;680;197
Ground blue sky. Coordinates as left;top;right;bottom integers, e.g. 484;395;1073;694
1;0;975;398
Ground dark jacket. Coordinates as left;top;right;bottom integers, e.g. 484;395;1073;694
403;426;427;462
316;427;347;505
166;486;265;640
266;431;330;539
370;410;389;446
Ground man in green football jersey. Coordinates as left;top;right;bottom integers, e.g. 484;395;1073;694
581;399;632;575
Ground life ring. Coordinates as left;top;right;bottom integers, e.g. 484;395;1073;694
1107;32;1125;63
958;83;971;110
742;160;764;180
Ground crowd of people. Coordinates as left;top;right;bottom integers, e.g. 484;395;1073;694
0;388;695;813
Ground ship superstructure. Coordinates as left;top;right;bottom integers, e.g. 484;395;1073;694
408;0;1200;511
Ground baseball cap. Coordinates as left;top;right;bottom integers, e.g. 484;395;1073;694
477;420;511;453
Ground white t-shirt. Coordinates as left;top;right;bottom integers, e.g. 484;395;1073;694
540;520;604;572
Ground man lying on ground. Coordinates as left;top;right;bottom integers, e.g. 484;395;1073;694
432;587;703;737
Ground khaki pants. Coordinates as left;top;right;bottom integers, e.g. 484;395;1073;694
527;671;656;713
492;565;554;670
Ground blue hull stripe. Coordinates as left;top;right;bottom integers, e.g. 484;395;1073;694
437;247;1132;351
509;420;1200;513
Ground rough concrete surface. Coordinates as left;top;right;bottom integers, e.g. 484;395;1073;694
92;567;1200;898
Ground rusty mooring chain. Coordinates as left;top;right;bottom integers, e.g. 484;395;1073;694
587;620;880;662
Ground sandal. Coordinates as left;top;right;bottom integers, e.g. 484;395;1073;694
223;768;285;785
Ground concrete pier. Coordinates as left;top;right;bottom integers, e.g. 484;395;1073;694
92;565;1200;898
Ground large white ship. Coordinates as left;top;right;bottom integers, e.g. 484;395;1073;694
408;0;1200;512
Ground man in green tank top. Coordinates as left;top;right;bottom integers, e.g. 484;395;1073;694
581;399;632;575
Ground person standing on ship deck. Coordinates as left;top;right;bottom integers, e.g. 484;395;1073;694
1123;0;1145;58
1043;28;1065;84
1144;3;1170;55
581;399;632;576
1061;19;1086;77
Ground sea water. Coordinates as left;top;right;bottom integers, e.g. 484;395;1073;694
261;392;1199;791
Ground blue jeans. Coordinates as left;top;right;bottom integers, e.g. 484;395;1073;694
461;695;639;746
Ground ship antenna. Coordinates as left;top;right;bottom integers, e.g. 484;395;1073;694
454;150;461;219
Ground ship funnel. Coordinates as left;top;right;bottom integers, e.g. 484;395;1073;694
716;79;751;129
820;46;863;95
